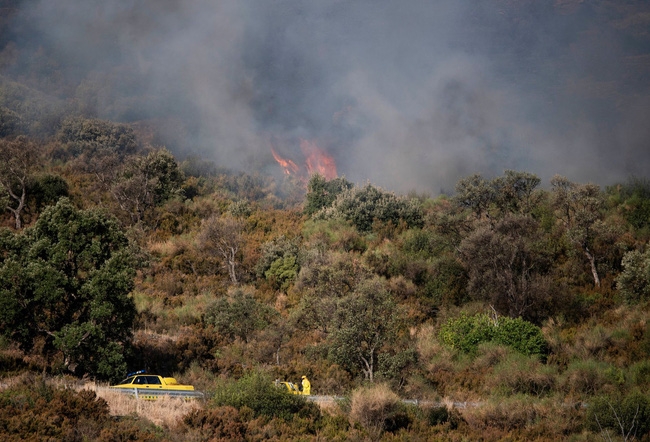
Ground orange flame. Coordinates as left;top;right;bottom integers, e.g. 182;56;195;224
270;139;337;182
271;147;301;176
300;139;338;180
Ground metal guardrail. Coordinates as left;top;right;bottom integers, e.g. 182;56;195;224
108;387;205;400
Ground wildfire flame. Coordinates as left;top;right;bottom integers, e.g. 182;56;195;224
271;138;337;182
300;139;337;180
271;147;301;176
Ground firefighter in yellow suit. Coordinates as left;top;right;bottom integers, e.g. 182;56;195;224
301;375;311;395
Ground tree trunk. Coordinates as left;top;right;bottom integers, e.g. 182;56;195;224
584;247;600;288
5;178;26;229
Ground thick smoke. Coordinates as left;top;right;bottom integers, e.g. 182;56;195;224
9;0;650;193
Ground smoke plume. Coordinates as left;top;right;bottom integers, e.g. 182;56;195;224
6;0;650;193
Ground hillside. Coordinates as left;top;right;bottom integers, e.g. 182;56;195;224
1;1;650;440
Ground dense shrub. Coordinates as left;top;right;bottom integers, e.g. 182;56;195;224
56;117;138;158
304;174;353;216
439;313;547;357
181;406;246;441
203;289;277;343
617;249;650;304
315;183;423;233
211;371;320;421
0;376;166;441
586;391;650;440
426;405;450;426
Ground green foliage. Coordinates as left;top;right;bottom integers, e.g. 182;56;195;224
0;105;23;137
56;117;138;158
460;214;555;321
0;198;141;380
617;249;650;303
255;235;300;279
615;176;650;230
454;170;541;217
265;255;299;291
426;406;450;426
29;173;69;209
422;256;469;307
109;148;185;226
439;313;495;354
326;277;403;381
586;391;650;439
228;199;252;218
493;317;548;357
315;183;423;233
211;371;319;421
439;313;547;357
0;78;66;137
304;174;353;216
203;290;276;343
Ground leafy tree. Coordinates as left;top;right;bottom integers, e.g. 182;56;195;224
203;289;276;343
617;249;650;304
29;174;69;211
110;148;185;225
586;391;650;440
57;117;138;158
454;170;541;220
293;251;370;334
265;255;299;291
0;136;41;229
255;235;300;277
0;198;140;380
304;174;353;216
492;170;541;215
327;276;403;382
199;215;243;284
255;235;301;290
0;106;23;137
315;184;423;233
551;175;608;288
615;176;650;231
460;214;553;321
454;173;496;220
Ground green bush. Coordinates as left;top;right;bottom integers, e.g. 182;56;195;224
629;360;650;388
315;183;423;233
439;313;547;357
586;391;650;439
426;406;450;426
439;313;495;354
211;371;320;421
493;317;547;357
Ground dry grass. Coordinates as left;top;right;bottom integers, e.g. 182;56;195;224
80;382;202;428
1;376;202;428
349;383;401;441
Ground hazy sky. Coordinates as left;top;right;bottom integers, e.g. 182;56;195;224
14;0;650;193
